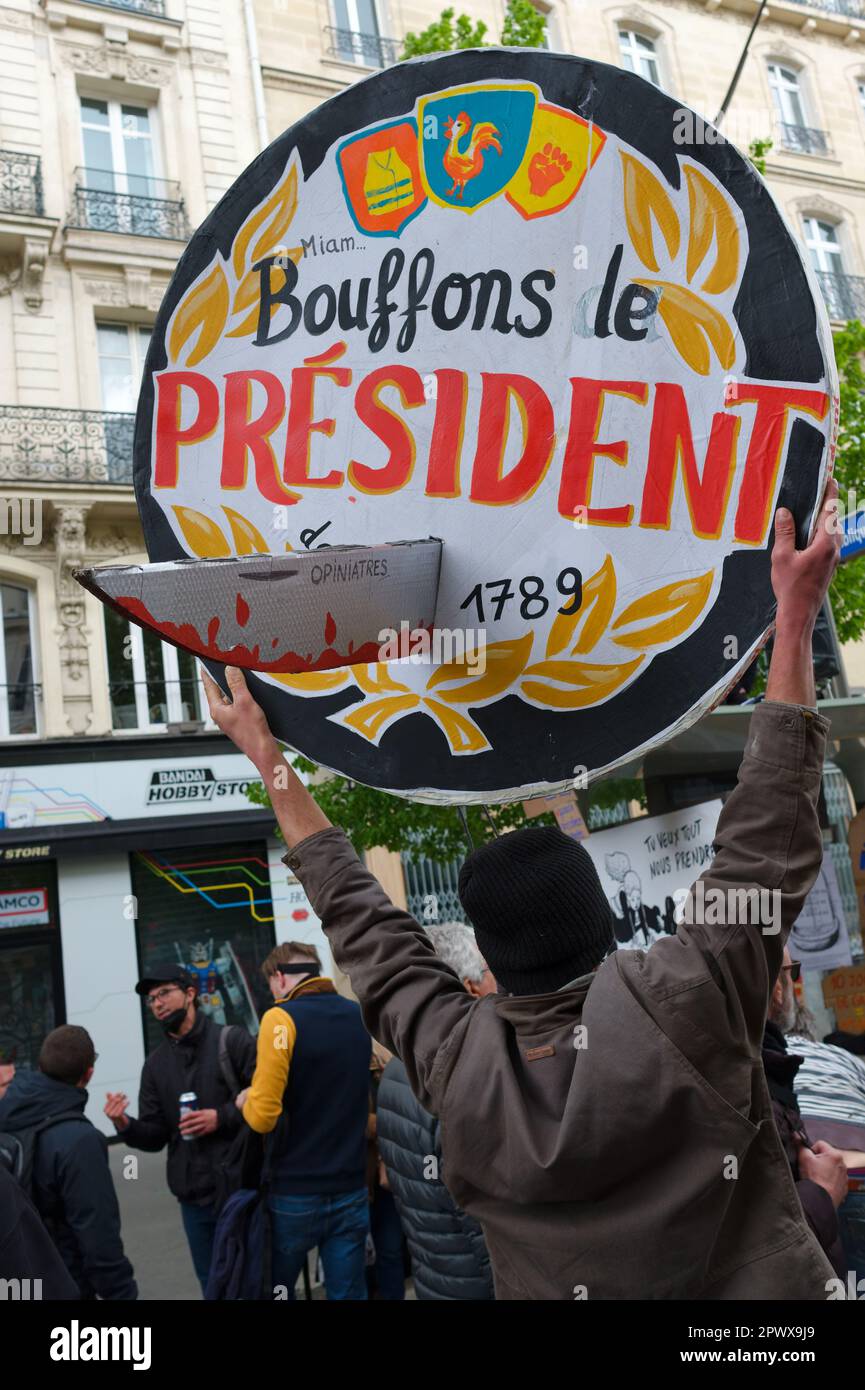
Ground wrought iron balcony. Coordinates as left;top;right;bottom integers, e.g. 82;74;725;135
0;407;135;485
780;0;864;16
0;150;44;218
81;0;167;14
815;271;865;323
324;26;400;67
778;123;831;156
68;168;187;240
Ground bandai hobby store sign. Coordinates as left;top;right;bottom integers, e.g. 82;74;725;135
123;48;834;803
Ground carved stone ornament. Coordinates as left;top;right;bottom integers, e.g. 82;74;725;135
127;56;174;86
82;277;129;308
792;192;847;221
23;239;47;313
57;42;110;74
124;266;151;308
0;254;21;297
55;506;92;686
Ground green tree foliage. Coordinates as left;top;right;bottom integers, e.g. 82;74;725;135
402;7;487;58
829;319;865;644
248;755;554;860
747;137;772;176
401;0;546;59
500;0;548;47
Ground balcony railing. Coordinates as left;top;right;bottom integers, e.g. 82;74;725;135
82;0;167;14
0;407;135;485
781;0;864;16
0;150;44;218
324;26;400;67
68;168;187;240
815;271;865;323
778;123;831;156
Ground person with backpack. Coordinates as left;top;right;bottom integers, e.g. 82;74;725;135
103;965;255;1294
0;1025;137;1300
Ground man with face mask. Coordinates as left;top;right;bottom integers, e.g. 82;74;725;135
104;966;256;1294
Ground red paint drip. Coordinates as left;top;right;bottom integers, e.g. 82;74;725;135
236;593;250;627
114;595;384;674
324;611;337;645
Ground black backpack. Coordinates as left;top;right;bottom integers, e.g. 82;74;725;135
0;1112;89;1199
213;1026;264;1213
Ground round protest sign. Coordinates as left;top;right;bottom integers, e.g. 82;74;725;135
133;48;836;803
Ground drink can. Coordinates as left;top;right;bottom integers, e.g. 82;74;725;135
179;1091;198;1141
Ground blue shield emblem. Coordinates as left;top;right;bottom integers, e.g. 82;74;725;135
419;84;537;213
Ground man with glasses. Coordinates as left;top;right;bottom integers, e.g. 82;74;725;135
104;966;255;1294
763;945;848;1276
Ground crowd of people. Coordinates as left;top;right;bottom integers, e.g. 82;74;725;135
2;480;865;1301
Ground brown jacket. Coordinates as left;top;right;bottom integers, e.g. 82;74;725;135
284;701;837;1300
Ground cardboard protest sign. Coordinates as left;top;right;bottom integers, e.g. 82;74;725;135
77;540;441;674
822;965;865;1034
115;48;836;802
790;856;852;972
582;800;721;950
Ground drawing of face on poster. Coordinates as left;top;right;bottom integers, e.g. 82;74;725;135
113;49;835;804
585;801;722;951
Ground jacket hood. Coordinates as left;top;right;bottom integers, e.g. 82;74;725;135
0;1070;87;1130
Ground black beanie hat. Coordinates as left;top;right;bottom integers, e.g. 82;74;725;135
458;825;615;995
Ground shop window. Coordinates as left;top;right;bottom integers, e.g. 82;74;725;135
104;606;207;731
618;28;660;87
0;861;64;1071
0;582;38;738
131;842;276;1053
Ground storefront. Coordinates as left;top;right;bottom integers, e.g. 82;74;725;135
0;734;328;1134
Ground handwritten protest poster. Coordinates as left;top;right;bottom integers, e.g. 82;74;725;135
583;800;722;950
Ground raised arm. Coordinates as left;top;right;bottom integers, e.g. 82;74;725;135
637;480;841;1049
201;667;473;1110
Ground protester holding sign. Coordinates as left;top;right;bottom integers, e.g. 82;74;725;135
202;478;841;1300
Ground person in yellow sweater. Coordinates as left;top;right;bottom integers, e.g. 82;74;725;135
236;941;372;1300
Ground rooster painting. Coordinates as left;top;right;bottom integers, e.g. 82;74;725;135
442;111;502;198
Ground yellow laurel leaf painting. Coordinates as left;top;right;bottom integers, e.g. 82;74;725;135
611;572;714;649
168;263;229;368
172;507;231;559
425;634;534;704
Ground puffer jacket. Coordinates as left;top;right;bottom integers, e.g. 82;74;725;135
377;1057;493;1300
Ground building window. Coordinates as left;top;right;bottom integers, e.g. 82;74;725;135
97;323;152;414
618;28;660;86
803;217;864;321
804;217;845;276
768;64;827;155
331;0;386;64
858;80;865;119
0;584;38;738
105;607;206;731
80;96;160;198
